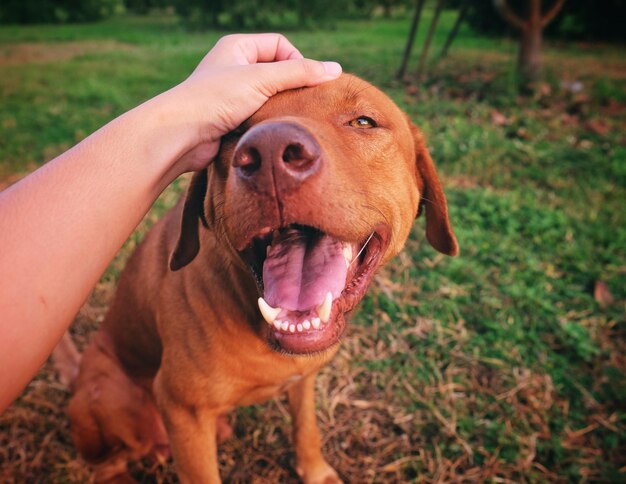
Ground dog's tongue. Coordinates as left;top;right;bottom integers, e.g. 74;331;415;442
263;228;347;311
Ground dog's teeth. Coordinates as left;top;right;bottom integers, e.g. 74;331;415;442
297;323;303;332
343;243;353;266
281;321;289;331
316;292;332;323
312;317;321;329
289;324;296;333
266;245;271;256
273;320;282;330
302;320;311;330
258;297;281;324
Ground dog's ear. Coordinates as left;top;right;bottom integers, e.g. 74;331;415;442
411;124;459;256
169;169;209;271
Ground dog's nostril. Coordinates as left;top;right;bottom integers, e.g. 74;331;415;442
234;147;262;176
282;143;317;170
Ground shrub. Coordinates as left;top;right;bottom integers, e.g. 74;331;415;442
0;0;124;24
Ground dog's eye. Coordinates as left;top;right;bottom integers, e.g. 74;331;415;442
349;116;377;129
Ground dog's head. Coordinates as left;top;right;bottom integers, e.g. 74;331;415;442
169;74;458;354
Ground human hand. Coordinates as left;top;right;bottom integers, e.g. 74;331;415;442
164;33;342;173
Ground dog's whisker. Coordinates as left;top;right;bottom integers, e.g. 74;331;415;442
350;231;375;267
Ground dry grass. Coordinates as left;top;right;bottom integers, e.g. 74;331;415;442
0;40;133;67
2;261;623;482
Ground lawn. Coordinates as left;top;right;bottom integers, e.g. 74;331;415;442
1;10;625;482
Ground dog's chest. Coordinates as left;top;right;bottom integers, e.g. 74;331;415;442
229;346;335;407
236;373;304;406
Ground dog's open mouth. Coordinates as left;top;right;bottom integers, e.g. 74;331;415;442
239;224;389;354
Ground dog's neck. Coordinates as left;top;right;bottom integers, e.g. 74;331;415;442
192;229;265;334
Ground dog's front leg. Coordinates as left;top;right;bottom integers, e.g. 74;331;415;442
288;373;342;484
154;375;221;483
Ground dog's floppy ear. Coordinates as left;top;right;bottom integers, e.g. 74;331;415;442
411;124;459;256
169;169;209;271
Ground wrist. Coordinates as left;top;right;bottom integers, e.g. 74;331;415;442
143;88;202;168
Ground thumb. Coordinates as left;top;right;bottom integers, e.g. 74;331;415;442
252;58;342;97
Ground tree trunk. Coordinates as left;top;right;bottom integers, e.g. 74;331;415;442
383;1;392;18
396;0;425;80
415;0;444;78
518;24;542;83
439;0;469;59
493;0;566;88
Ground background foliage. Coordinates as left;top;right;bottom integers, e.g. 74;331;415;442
2;0;626;41
0;0;124;24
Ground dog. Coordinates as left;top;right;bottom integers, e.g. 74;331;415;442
57;73;458;483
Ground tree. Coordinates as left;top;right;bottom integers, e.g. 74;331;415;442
439;0;469;59
493;0;566;86
465;0;626;42
396;0;425;79
415;0;444;77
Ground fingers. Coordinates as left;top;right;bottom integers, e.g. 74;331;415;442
251;58;342;97
206;33;304;66
238;33;304;63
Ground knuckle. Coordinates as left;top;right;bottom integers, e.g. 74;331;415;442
300;58;324;78
216;34;243;48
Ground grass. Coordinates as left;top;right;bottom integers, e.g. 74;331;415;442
1;10;625;482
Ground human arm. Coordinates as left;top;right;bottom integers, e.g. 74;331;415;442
0;34;341;411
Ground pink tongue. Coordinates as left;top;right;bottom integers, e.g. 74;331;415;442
263;229;347;311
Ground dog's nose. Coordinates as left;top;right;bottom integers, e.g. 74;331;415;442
232;122;322;193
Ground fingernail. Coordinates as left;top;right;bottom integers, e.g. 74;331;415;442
322;61;342;77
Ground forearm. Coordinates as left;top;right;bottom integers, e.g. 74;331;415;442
0;90;192;409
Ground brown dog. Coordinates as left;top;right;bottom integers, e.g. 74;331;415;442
59;73;458;483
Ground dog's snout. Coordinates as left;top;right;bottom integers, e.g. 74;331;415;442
233;122;321;192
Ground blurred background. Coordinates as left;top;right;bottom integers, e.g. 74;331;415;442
0;0;624;481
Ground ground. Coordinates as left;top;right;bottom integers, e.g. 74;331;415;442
1;11;625;483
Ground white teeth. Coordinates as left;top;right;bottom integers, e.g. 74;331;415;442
266;245;271;256
343;243;353;267
316;292;333;323
272;314;324;333
258;297;282;324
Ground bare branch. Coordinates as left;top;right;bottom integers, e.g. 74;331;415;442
493;0;527;31
542;0;567;28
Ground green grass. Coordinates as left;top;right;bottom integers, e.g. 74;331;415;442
1;11;625;482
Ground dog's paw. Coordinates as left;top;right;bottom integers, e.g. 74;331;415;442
297;460;343;484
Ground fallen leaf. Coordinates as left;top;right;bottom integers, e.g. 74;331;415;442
491;109;508;126
584;119;611;136
405;84;418;96
594;281;614;308
516;127;531;140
